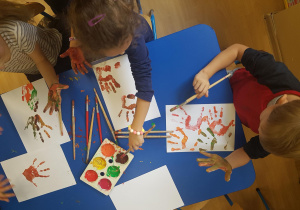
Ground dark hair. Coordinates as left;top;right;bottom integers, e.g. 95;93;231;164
0;0;33;23
68;0;138;53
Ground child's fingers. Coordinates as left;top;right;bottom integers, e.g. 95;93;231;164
0;185;13;193
71;63;78;75
57;84;69;90
196;158;211;162
199;149;213;157
49;105;55;115
206;165;220;173
59;50;69;58
0;197;9;202
224;170;232;182
1;193;15;198
198;162;214;167
43;103;51;113
84;61;92;68
193;80;201;90
76;64;85;75
80;64;88;73
0;179;9;187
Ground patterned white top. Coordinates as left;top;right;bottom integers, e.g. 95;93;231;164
0;20;62;74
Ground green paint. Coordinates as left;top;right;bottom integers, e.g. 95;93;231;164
199;148;207;151
224;144;228;150
11;149;17;153
83;147;87;151
69;77;74;81
200;131;207;137
28;87;38;110
151;122;157;130
210;138;217;150
197;138;203;143
25;116;37;137
106;166;120;177
74;77;79;81
207;128;215;137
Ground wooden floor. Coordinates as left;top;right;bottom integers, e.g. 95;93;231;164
2;0;300;209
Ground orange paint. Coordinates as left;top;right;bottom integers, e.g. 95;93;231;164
22;83;34;103
170;133;180;139
194;142;198;147
75;143;79;148
81;90;85;93
167;140;178;144
190;148;195;151
22;158;50;187
101;144;115;157
209;119;235;136
171;148;181;151
198;129;201;135
176;127;188;149
138;148;144;150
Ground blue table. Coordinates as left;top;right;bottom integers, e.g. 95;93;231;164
0;24;255;210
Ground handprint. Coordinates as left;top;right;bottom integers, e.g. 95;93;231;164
22;83;39;112
118;94;136;122
96;63;121;93
22;158;50;187
25;114;53;143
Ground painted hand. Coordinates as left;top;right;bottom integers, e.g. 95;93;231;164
128;132;144;152
193;71;210;99
96;65;121;93
0;175;15;202
43;83;69;115
60;47;92;75
197;149;232;182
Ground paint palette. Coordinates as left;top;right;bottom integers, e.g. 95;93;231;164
80;139;134;196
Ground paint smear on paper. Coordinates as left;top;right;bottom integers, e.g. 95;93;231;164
210;138;217;150
167;140;178;144
118;94;136;122
25;115;53;142
171;148;181;151
96;65;120;93
22;83;39;111
114;62;121;69
170;133;180;139
22;158;50;187
176;127;188;149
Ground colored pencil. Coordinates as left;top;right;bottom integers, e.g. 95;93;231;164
85;95;89;146
143;124;156;137
58;105;63;136
115;130;173;134
116;135;171;139
95;97;103;144
94;88;118;145
86;107;95;164
170;74;231;112
72;100;75;160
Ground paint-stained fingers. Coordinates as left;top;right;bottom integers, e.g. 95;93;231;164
198;162;214;167
199;149;213;157
0;192;15;198
84;60;92;68
49;104;55;115
0;185;13;193
76;63;85;75
205;90;209;98
0;197;9;202
206;165;221;173
132;145;139;151
80;63;88;74
0;179;9;187
129;147;135;152
224;170;232;182
71;63;78;75
43;103;51;113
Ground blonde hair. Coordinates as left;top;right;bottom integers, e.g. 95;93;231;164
0;0;33;22
260;100;300;159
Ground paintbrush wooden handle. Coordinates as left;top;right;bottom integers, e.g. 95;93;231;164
86;107;95;164
115;130;173;134
94;88;118;145
143;124;156;137
116;135;171;139
58;105;63;136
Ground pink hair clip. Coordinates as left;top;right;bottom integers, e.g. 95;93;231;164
88;14;106;27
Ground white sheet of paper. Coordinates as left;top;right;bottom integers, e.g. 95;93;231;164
166;104;236;152
1;79;70;152
109;165;184;210
93;55;160;130
0;145;76;202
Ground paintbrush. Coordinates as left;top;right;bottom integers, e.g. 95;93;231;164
86;107;95;164
72;100;75;160
94;88;118;145
170;74;231;112
143;124;156;137
58;105;63;136
117;135;172;139
115;130;174;134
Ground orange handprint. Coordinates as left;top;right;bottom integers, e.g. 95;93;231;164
118;94;136;122
96;64;121;93
22;158;50;187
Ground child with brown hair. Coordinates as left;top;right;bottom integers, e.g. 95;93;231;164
194;44;300;181
0;0;69;114
59;0;154;152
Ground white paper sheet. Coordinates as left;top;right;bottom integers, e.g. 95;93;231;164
110;165;184;210
0;145;76;202
166;104;236;152
93;55;161;130
1;79;70;152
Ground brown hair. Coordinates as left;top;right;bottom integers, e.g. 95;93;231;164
260;100;300;159
0;0;33;23
68;0;138;54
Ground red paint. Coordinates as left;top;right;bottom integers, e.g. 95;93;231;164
172;114;179;117
209;119;235;136
213;106;218;114
101;144;115;157
179;107;188;115
98;178;112;190
22;83;34;103
126;111;129;122
85;170;98;182
185;115;209;131
96;66;120;94
109;82;116;93
22;158;50;187
114;62;121;69
121;95;136;110
220;107;223;118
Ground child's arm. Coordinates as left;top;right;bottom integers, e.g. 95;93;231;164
128;98;150;151
193;44;248;98
29;43;69;115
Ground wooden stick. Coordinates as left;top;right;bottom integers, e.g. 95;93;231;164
94;88;118;145
170;74;231;112
115;130;173;134
116;135;171;139
143;124;156;137
72;100;75;160
58;105;63;136
86;107;95;164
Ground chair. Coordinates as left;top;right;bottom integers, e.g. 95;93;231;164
136;0;157;40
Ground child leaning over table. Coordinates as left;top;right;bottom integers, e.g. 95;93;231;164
0;0;69;115
194;44;300;181
58;0;155;152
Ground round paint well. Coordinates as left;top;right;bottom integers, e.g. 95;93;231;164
100;172;105;176
106;166;120;177
101;144;116;157
92;157;106;170
116;153;129;164
84;170;98;182
98;178;112;190
108;159;113;164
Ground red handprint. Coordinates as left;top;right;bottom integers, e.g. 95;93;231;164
96;63;121;93
118;94;136;122
22;158;50;187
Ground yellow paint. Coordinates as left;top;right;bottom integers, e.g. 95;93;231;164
92;157;106;170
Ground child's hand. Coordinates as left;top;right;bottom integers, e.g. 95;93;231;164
193;71;210;99
128;133;144;152
60;47;92;75
43;83;69;115
197;149;232;182
0;175;15;202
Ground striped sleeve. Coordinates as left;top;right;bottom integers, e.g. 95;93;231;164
15;21;38;54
